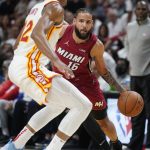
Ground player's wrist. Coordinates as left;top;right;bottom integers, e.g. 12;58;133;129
120;88;128;92
118;84;128;93
52;57;60;64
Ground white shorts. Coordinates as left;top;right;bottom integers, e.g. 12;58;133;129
8;55;60;105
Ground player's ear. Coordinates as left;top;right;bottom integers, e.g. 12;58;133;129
73;18;76;25
91;20;94;28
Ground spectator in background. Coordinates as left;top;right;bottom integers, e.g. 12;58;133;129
12;15;25;30
27;0;43;12
64;10;74;24
0;43;13;75
7;25;19;45
0;0;16;16
106;8;124;56
84;0;104;35
125;1;150;150
98;23;114;53
14;0;29;16
0;15;4;43
0;15;10;40
115;58;130;90
0;60;19;142
84;0;105;21
112;0;126;17
65;0;85;13
97;51;117;92
98;23;109;45
98;20;124;62
0;60;19;101
92;16;102;36
107;8;122;38
119;0;134;40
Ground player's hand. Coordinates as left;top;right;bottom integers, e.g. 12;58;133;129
120;88;129;96
53;59;75;79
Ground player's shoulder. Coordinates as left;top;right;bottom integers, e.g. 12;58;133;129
44;1;64;19
89;33;99;45
61;25;73;34
91;38;104;55
45;0;63;11
95;39;104;48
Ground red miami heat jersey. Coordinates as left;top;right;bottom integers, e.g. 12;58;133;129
53;25;107;110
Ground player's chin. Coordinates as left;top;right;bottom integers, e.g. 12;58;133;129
80;32;88;37
80;31;87;34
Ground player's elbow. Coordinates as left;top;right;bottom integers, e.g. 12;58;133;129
31;29;40;41
99;68;108;76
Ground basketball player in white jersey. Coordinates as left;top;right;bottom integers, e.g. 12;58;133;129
1;0;92;150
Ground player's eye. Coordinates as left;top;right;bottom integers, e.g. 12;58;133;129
79;19;84;23
87;20;92;24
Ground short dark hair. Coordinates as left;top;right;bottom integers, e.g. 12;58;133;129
136;0;148;5
74;8;92;18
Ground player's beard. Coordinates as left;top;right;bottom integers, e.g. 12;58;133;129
75;26;92;40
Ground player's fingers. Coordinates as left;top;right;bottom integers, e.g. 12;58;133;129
64;71;70;79
68;69;75;78
120;89;128;95
64;69;74;79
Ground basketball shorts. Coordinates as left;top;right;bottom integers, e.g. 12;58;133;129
78;86;107;111
75;82;108;120
8;55;60;105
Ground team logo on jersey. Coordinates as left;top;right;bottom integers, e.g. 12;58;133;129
64;41;69;46
36;74;46;84
79;48;86;53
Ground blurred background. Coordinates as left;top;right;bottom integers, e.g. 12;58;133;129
0;0;149;149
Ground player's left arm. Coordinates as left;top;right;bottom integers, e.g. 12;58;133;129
90;40;126;93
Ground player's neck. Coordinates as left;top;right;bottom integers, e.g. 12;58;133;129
72;30;89;44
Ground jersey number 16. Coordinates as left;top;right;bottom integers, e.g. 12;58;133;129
68;62;80;71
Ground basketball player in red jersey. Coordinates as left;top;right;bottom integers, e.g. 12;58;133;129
53;8;126;150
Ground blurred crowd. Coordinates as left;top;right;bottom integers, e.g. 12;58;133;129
0;0;149;149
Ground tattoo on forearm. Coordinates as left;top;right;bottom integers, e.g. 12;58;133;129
102;71;125;93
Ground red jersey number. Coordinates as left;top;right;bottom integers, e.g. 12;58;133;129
20;20;33;42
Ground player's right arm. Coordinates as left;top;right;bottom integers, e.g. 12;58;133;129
90;40;126;93
31;2;74;79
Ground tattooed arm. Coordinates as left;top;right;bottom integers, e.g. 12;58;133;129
101;70;125;93
90;40;126;93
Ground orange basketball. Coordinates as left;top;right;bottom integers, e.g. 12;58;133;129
117;91;144;117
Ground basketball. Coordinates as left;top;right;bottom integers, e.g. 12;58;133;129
117;91;144;117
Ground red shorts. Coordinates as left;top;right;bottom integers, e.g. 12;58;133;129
53;69;107;110
77;85;107;110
